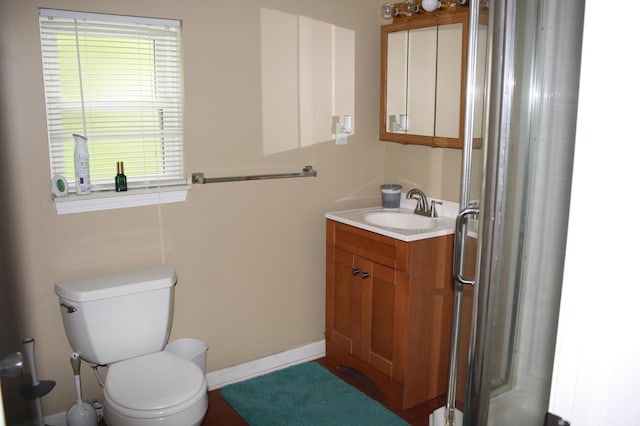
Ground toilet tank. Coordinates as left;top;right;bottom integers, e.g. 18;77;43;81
55;265;177;365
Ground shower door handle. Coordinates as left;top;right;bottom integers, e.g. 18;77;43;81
453;207;480;286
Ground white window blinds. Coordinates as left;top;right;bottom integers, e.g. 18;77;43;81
39;9;185;192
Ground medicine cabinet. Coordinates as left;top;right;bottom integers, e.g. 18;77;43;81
380;7;487;148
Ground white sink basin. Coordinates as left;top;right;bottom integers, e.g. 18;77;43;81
326;207;455;242
363;211;438;230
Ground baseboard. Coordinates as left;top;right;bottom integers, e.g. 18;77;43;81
206;340;326;390
43;411;67;426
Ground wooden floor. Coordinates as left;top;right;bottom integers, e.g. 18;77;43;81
201;358;445;426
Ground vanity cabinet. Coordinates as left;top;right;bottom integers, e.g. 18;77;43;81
380;7;487;148
325;220;455;409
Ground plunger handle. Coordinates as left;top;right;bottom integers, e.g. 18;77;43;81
22;338;45;426
70;352;81;376
22;338;39;386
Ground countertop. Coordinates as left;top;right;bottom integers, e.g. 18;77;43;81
325;207;456;242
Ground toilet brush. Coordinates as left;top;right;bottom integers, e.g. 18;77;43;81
66;353;98;426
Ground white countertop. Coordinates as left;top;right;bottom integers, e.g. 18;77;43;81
325;207;456;242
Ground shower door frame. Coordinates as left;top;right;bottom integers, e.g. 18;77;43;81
462;0;523;423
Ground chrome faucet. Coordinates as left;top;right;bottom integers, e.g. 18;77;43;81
406;188;442;218
406;188;429;216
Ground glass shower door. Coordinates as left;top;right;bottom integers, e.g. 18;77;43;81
462;0;584;425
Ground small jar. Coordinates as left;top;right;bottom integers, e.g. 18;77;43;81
381;184;402;208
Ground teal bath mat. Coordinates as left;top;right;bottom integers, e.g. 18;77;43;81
221;362;409;426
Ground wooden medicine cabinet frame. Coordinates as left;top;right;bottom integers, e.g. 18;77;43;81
380;7;486;149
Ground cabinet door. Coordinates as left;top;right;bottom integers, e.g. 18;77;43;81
360;257;408;380
384;26;438;138
327;246;408;380
407;26;438;136
326;247;363;357
434;22;463;140
386;30;409;134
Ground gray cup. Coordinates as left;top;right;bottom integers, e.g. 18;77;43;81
380;184;402;208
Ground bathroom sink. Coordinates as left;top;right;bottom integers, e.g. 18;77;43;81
326;207;455;242
363;211;438;230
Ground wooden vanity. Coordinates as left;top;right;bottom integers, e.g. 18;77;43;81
325;219;457;409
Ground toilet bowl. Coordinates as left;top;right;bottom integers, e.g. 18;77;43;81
104;352;208;425
55;266;209;426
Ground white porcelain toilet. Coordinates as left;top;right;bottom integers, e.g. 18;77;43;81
55;265;208;426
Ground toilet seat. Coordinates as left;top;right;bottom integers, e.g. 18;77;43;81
104;351;207;424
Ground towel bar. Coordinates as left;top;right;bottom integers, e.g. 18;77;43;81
191;165;317;184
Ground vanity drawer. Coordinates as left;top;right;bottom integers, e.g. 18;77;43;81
326;220;409;272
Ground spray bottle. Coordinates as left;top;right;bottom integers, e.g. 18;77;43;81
73;134;91;195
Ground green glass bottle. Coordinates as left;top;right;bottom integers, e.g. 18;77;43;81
115;161;127;192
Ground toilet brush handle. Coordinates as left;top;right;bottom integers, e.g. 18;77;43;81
70;353;81;376
74;374;83;403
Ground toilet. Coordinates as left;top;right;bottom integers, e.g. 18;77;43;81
55;265;208;426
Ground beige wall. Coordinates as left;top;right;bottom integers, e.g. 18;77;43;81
384;144;483;202
0;0;464;419
385;144;462;200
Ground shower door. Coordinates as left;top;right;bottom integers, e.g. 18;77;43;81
460;0;584;425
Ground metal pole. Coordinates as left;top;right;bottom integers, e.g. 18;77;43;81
445;0;481;424
463;0;517;423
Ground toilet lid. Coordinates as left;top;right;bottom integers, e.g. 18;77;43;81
105;351;205;412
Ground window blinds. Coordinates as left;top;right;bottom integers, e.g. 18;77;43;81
39;9;185;192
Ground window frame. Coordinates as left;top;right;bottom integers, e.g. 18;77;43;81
39;8;189;213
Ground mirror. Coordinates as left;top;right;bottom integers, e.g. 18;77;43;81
380;8;487;149
386;26;437;136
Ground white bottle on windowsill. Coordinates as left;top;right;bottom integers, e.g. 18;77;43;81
73;134;91;195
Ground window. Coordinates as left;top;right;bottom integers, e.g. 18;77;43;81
39;9;185;196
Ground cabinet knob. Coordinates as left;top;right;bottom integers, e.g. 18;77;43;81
361;272;370;279
352;268;360;276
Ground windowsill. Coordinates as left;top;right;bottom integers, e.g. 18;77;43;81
53;185;190;214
